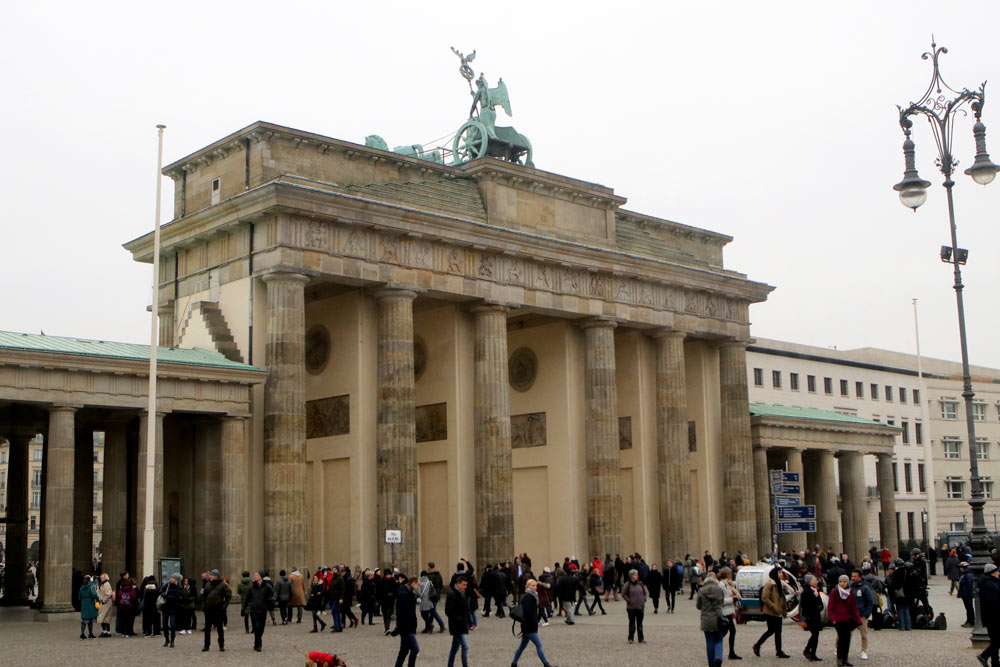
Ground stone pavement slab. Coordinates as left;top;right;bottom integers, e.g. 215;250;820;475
0;575;981;666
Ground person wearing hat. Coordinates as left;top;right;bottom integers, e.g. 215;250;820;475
201;569;232;652
978;563;1000;667
959;561;976;627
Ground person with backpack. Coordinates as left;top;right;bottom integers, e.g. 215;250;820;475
116;575;139;636
418;571;445;633
510;579;556;667
959;561;976;627
622;569;648;644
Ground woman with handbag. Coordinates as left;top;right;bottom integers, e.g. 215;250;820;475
827;574;863;667
800;574;825;662
717;568;742;660
160;575;182;647
697;571;728;667
78;575;99;640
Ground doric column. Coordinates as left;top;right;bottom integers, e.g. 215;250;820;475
375;288;418;575
838;451;867;562
136;411;164;576
581;319;624;558
220;416;247;580
778;448;807;554
471;304;514;567
652;330;691;562
194;421;222;574
876;453;898;552
101;421;128;580
41;407;76;613
262;271;309;573
718;341;757;558
813;450;839;552
73;427;94;574
158;302;175;348
753;445;772;559
3;432;31;605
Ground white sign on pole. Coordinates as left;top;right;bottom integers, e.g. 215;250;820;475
385;530;402;544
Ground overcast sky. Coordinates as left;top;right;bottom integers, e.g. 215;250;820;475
2;1;999;368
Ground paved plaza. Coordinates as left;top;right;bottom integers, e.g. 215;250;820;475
0;575;982;666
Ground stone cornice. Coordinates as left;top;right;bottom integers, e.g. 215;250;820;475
616;210;732;248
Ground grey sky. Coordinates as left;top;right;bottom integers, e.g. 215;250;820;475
2;1;999;367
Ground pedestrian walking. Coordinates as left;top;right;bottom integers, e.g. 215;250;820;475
290;566;306;624
201;569;232;651
445;576;471;667
236;571;252;633
78;575;99;640
647;564;663;613
959;562;976;627
394;576;420;667
717;567;742;660
686;554;700;599
328;566;345;632
511;579;556;667
696;571;727;667
96;573;114;637
587;566;606;615
276;569;293;624
849;569;875;661
160;574;182;647
241;570;272;652
359;569;377;626
140;575;161;637
800;574;824;662
379;570;398;634
945;550;962;595
554;568;577;625
308;572;328;632
752;566;789;658
418;571;445;633
622;569;648;644
828;574;862;667
665;560;681;613
977;562;1000;667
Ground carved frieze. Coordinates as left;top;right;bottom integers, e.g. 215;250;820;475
511;412;546;448
306;394;350;438
415;402;447;443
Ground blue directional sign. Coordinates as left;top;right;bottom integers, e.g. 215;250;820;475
777;520;817;533
774;496;802;507
771;483;801;496
782;472;800;483
777;505;816;520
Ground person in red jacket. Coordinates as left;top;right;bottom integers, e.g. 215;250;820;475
827;574;863;667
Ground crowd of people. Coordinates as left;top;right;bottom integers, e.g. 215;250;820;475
60;540;1000;667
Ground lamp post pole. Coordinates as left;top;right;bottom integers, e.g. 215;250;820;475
893;41;999;647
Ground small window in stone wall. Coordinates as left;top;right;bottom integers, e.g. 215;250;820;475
306;395;349;438
619;416;632;450
688;421;697;452
511;412;547;448
415;402;447;443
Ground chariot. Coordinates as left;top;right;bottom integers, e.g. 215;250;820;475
452;75;533;167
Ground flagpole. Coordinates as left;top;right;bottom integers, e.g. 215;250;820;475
913;298;936;546
144;124;166;577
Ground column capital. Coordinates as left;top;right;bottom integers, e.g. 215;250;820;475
578;316;622;331
222;414;248;422
715;339;749;351
648;328;686;341
373;286;421;302
48;405;80;414
468;300;512;315
260;269;312;286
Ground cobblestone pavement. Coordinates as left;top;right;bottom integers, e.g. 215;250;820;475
0;574;983;666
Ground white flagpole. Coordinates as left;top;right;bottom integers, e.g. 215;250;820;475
144;124;166;577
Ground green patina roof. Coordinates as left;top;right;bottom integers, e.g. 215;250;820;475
0;331;262;372
749;402;897;428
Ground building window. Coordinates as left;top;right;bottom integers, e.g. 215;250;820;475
901;421;909;444
941;400;959;420
840;379;849;396
907;511;916;539
904;462;913;493
943;438;962;459
918;463;926;493
951;521;967;531
856;381;864;398
0;450;6;463
807;375;817;392
33;449;43;461
915;422;924;444
888;419;895;426
32;469;41;487
790;373;799;391
823;377;833;394
977;438;990;460
871;383;879;400
29;516;36;531
892;462;899;492
31;491;40;509
984;480;995;500
93;451;99;462
974;402;987;422
753;368;764;387
896;512;902;540
899;387;908;403
886;385;894;402
0;471;4;489
772;370;781;388
93;470;99;485
946;479;965;499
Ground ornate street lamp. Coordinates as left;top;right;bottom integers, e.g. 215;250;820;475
894;41;999;646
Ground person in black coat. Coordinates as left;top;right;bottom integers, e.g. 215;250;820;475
511;579;556;667
241;571;275;652
800;575;824;662
379;571;398;634
664;560;682;613
978;564;1000;667
446;578;471;667
647;565;663;613
394;577;420;667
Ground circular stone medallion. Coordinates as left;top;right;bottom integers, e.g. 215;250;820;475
305;324;331;375
413;336;428;382
508;347;538;392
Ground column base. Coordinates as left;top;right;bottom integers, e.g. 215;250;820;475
35;605;75;620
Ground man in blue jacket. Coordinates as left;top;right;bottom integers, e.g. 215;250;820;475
851;569;876;661
959;562;976;628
